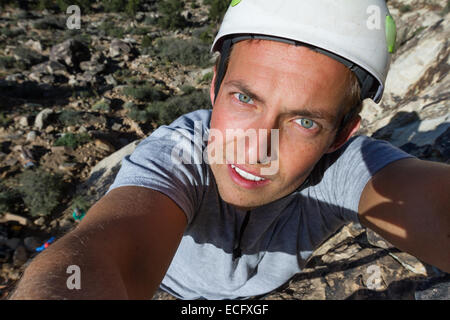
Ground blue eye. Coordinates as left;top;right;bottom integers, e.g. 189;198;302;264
295;118;316;129
236;93;253;104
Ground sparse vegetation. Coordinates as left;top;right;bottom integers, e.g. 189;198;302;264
0;112;11;126
146;89;210;125
198;71;213;84
193;25;217;45
399;4;412;13
0;56;15;69
124;89;209;125
441;0;450;16
123;84;167;102
17;168;66;217
157;0;188;30
0;182;22;216
70;195;90;212
54;133;91;149
204;0;229;22
141;35;153;48
37;0;92;13
98;21;125;38
57;110;85;126
92;99;111;112
149;37;212;68
33;16;66;30
102;0;141;16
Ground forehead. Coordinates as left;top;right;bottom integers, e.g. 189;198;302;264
224;40;351;118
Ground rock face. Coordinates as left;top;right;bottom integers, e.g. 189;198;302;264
49;39;91;70
76;139;141;203
360;1;450;165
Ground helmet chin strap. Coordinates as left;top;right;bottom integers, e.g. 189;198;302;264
213;35;377;106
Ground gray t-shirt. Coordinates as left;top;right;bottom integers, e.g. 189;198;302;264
107;109;414;299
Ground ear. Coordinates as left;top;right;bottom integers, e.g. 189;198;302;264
326;115;361;154
210;65;218;108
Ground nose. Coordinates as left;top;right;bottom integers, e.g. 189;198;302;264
247;118;278;165
256;129;272;164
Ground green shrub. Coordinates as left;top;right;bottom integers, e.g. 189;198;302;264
54;133;91;149
181;85;196;95
147;89;210;125
141;35;153;48
123;101;136;109
92;99;111;112
0;0;14;7
204;0;229;22
441;0;450;16
123;85;167;102
0;56;15;69
13;46;46;68
57;110;85;126
0;112;11;126
127;104;155;123
399;5;412;13
198;71;213;84
98;21;125;38
150;37;212;68
157;0;188;30
70;195;90;212
0;183;22;216
18;168;66;217
102;0;125;11
33;16;66;30
0;27;25;38
37;0;91;12
193;25;216;44
125;0;140;16
125;89;209;125
72;88;97;99
102;0;141;16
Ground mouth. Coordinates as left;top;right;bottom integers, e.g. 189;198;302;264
227;164;271;189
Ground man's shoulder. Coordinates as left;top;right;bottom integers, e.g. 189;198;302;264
307;134;414;190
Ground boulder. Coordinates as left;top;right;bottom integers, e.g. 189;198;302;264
34;108;53;130
77;139;141;203
109;39;133;58
50;39;91;69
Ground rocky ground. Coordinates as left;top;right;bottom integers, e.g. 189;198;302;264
1;0;449;300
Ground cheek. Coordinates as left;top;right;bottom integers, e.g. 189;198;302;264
279;140;324;179
210;105;235;132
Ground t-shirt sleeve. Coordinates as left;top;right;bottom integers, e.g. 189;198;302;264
106;116;209;224
307;135;416;224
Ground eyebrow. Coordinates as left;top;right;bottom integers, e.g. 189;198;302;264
224;79;337;123
225;80;266;104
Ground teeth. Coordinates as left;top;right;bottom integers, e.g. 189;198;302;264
231;164;266;182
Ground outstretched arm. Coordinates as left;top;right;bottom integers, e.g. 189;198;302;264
9;186;187;299
358;158;450;272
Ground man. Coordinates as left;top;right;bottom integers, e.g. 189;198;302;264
10;0;449;300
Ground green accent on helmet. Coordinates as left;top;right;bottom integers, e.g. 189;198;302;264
386;15;397;53
231;0;242;7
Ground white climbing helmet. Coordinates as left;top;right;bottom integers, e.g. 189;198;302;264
211;0;397;103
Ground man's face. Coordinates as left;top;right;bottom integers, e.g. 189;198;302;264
208;40;354;210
